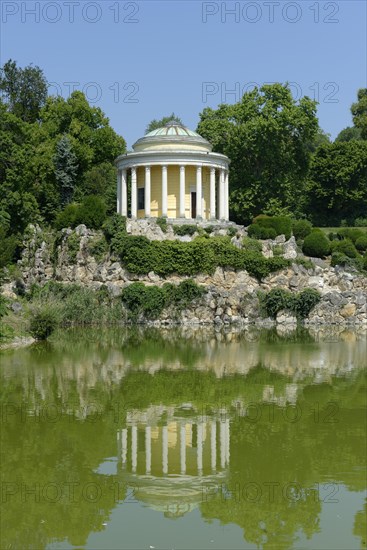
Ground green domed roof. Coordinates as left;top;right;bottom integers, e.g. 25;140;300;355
133;121;212;152
145;121;202;138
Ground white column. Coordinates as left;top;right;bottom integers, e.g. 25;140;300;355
145;426;151;474
131;167;137;219
180;424;186;475
196;166;202;219
211;421;217;471
210;167;216;220
162;165;168;217
224;171;229;221
131;425;137;472
121;428;127;466
220;420;226;469
179;165;186;218
197;422;203;474
117;170;121;214
162;425;168;475
219;169;225;220
145;166;151;217
121;169;127;217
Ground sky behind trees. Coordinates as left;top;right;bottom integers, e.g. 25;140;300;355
1;0;366;146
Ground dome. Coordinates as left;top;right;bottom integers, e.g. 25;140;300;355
132;121;212;153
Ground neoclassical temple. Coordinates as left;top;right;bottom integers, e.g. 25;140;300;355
115;121;230;221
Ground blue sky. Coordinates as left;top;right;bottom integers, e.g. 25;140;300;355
1;0;366;148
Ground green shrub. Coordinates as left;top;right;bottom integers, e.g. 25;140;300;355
173;225;197;236
292;219;312;240
75;195;107;229
0;227;20;268
203;225;216;234
302;231;331;258
363;254;367;271
29;308;59;340
260;288;296;319
330;238;358;258
54;204;79;230
0;295;9;319
88;235;109;262
242;237;262;253
354;217;367;227
169;279;205;308
294;289;321;318
247;224;262;239
113;234;289;281
156;217;167;232
355;235;367;252
328;232;338;241
254;215;292;240
121;280;205;320
337;228;364;244
260;288;321;320
248;224;277;240
103;214;126;242
330;252;364;272
227;226;237;237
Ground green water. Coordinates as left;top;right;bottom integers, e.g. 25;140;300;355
1;327;366;550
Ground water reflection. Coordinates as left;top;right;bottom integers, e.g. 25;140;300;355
0;327;366;550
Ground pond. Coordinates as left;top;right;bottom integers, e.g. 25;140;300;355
1;327;366;550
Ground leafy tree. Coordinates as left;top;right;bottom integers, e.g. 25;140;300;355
54;134;78;206
305;128;331;152
145;112;183;133
197;84;318;224
335;126;362;142
351;88;367;139
305;141;367;226
76;161;117;215
0;59;47;122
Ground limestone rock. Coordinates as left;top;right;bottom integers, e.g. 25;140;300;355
283;236;298;260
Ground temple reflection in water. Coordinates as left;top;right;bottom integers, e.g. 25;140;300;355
114;405;230;516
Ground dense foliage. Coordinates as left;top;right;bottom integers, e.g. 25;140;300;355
302;230;331;258
121;279;205;319
110;234;290;280
259;288;321;320
250;215;292;240
197;83;319;223
0;60;125;266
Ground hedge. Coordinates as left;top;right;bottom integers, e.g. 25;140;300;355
115;235;290;280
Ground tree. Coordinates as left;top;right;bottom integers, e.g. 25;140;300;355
305;141;367;226
335;126;362;142
145;112;183;134
0;59;47;123
54;135;79;207
351;88;367;139
305;128;331;152
197;84;318;224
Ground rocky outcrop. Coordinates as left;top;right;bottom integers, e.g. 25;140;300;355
6;224;367;327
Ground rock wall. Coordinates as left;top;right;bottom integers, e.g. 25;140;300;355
4;224;367;327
